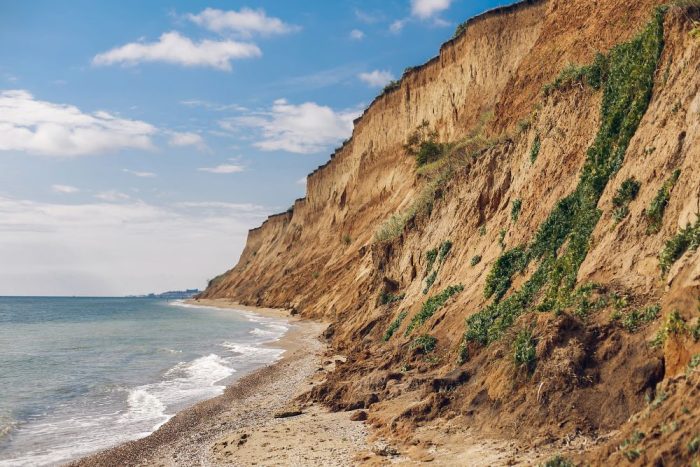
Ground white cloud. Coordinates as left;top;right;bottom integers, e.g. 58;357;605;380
358;70;395;87
52;184;80;194
123;169;156;178
95;190;131;202
350;29;365;40
411;0;452;19
92;31;261;71
389;19;408;34
197;163;245;174
186;8;299;37
0;90;156;157
0;196;270;295
223;99;359;154
168;131;207;150
296;177;307;186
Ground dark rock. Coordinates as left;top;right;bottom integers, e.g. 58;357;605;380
350;410;368;421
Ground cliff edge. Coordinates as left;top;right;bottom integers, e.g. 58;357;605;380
202;0;700;464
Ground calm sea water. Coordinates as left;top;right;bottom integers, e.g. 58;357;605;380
0;297;289;466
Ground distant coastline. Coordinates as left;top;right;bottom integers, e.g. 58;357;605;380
127;289;201;299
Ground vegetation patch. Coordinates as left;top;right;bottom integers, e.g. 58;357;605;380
619;430;645;462
659;216;700;275
483;247;527;301
646;169;681;234
375;213;408;242
379;291;405;306
530;134;541;163
651;309;687;348
423;271;437;294
513;329;537;374
425;248;439;274
470;255;482;266
620;304;661;332
406;284;464;335
438;240;453;263
411;334;437;353
404;120;449;167
542;52;608;97
511;199;522;222
542;455;573;467
383;311;408;341
462;10;666;350
612;177;641;224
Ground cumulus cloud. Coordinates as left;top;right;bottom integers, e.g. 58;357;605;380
222;99;359;154
92;31;261;71
167;131;208;151
52;184;80;194
123;169;156;178
350;29;365;40
358;70;395;87
197;163;245;174
411;0;453;19
0;196;270;295
0;90;156;157
186;8;299;37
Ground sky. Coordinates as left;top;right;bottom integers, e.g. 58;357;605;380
0;0;507;296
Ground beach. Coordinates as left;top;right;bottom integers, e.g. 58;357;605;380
69;299;370;466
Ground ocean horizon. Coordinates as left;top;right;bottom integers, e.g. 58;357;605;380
0;297;289;466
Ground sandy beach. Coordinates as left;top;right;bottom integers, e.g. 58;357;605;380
68;299;370;466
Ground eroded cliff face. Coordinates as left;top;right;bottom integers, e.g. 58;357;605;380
203;1;700;464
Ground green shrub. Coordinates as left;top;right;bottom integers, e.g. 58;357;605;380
462;9;666;351
513;329;537;374
646;169;681;234
479;225;486;236
689;354;700;371
383;311;407;341
621;304;661;332
530;134;541;162
484;247;528;301
411;334;437;353
416;141;445;166
651;309;687;347
688;436;700;455
438;240;453;263
382;80;400;94
542;455;574;467
379;291;405;305
406;284;464;335
542;52;609;96
470;255;482;266
375;213;407;242
612;177;641;224
342;234;352;245
659;217;700;275
423;270;437;294
425;248;438;273
498;228;507;249
620;431;645;461
453;22;468;38
511;199;522;222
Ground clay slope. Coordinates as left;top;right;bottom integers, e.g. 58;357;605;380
202;1;700;464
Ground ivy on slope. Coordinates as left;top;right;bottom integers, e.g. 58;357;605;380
462;9;667;350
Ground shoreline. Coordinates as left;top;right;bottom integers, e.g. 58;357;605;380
69;299;369;466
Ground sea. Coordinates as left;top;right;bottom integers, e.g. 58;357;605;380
0;297;289;466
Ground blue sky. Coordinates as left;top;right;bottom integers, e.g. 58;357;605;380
0;0;506;295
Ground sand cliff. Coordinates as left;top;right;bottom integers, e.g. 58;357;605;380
202;1;700;464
